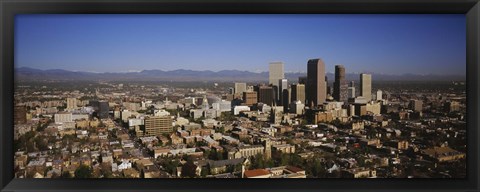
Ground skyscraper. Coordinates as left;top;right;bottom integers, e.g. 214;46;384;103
98;101;110;119
291;83;306;104
282;89;290;112
269;62;284;104
360;73;372;101
234;82;247;94
307;59;326;107
333;65;348;102
256;86;274;106
279;79;288;106
269;62;284;86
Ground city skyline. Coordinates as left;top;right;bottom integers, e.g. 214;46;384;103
15;14;466;75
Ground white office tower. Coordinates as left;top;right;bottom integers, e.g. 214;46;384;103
360;73;372;101
269;62;285;86
376;90;383;101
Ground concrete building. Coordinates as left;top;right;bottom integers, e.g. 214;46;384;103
291;84;305;104
256;86;274;106
360;74;372;101
234;83;247;94
289;101;305;115
333;65;348;103
269;62;284;104
66;98;77;110
269;62;284;88
98;101;109;119
409;100;423;112
307;58;326;107
282;89;290;112
233;106;250;115
243;91;258;106
144;116;173;136
212;100;232;112
376;90;383;101
278;79;288;105
55;112;73;123
348;81;356;99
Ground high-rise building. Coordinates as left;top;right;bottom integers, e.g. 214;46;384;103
243;91;258;106
360;74;372;101
66;98;77;110
376;90;383;101
98;101;110;119
279;79;288;106
409;100;423;112
269;62;284;104
256;86;274;106
282;89;290;112
307;58;326;107
269;62;284;86
291;84;306;104
348;81;356;99
334;65;348;102
234;83;247;94
144;116;173;136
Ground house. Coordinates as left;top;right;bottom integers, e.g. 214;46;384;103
123;168;140;178
117;160;132;171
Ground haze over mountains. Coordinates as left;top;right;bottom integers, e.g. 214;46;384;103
15;67;466;82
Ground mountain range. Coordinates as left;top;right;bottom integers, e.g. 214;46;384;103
15;67;466;82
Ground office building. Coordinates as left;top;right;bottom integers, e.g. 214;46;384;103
66;98;77;110
306;58;326;107
289;101;305;115
291;84;305;104
256;86;274;106
334;65;348;102
55;112;73;123
409;100;423;112
348;81;356;99
98;101;110;119
376;90;383;101
360;74;372;101
282;89;290;112
234;83;247;94
243;91;258;106
269;62;284;87
269;62;284;103
279;79;288;106
144;116;173;136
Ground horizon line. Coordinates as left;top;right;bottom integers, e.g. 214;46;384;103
15;66;467;77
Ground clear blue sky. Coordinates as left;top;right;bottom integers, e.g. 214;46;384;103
15;14;465;75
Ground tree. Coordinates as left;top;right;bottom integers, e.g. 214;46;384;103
74;165;93;178
61;171;72;178
181;161;197;178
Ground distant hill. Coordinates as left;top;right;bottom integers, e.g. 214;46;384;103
15;67;466;82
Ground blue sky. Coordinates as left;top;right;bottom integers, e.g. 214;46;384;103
15;14;465;75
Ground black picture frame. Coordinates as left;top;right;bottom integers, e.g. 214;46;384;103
1;0;479;191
